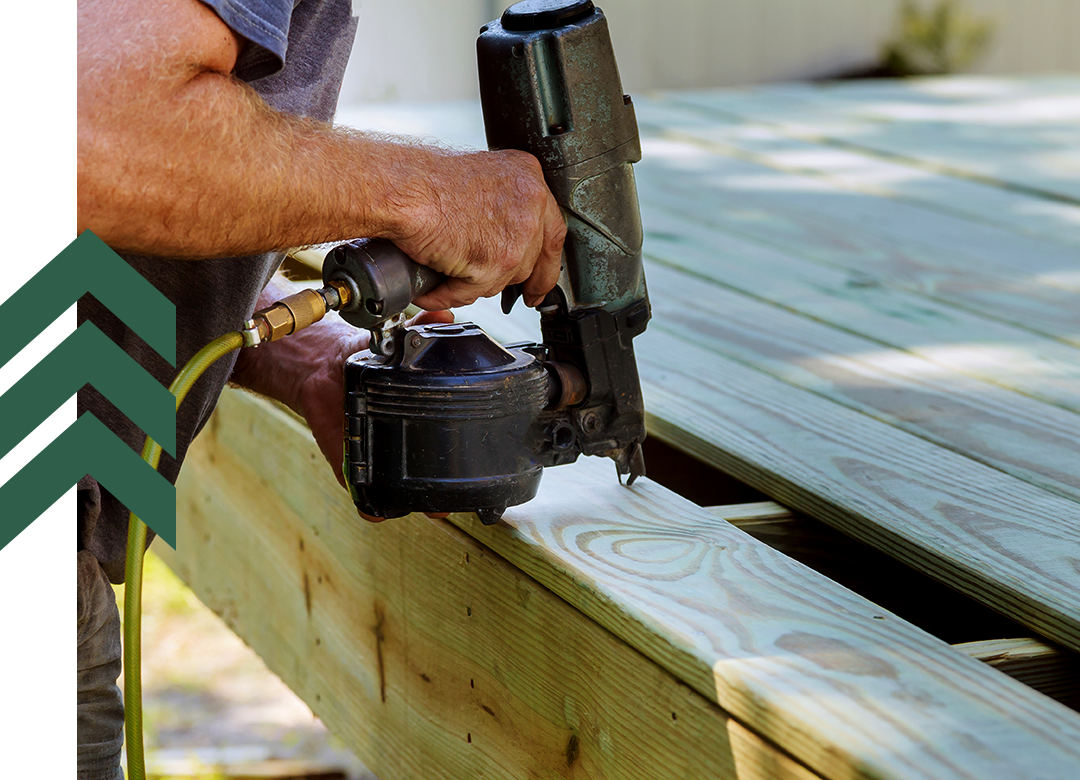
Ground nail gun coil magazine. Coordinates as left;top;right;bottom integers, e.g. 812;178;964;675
345;322;550;524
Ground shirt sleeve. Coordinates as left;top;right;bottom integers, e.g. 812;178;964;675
200;0;297;81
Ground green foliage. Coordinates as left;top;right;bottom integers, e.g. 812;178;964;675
880;0;994;76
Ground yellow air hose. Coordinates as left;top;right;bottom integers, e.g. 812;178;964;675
120;277;350;779
123;330;245;780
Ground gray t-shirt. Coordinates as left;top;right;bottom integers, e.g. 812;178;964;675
77;0;358;582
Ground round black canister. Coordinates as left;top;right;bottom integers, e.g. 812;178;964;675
344;322;549;523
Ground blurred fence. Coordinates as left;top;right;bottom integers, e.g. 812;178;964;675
339;0;1080;104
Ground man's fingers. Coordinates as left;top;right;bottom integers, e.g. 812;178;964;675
521;251;561;306
413;277;484;311
408;309;455;327
522;201;566;306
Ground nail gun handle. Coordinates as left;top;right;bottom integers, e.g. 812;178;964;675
322;238;443;330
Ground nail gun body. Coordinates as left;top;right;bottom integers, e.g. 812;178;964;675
323;0;650;523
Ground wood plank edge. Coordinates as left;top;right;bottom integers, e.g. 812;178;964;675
704;501;795;524
170;419;824;780
953;638;1080;708
643;412;1080;655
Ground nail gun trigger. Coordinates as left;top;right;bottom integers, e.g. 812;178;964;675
501;284;523;315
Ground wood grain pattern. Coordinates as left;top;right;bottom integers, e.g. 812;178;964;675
449;451;1080;780
634;145;1080;344
165;391;822;780
643;261;1080;504
636;333;1080;653
174;390;1080;780
637;162;1080;301
456;298;1080;657
632;95;1080;248
666;78;1080;202
638;203;1080;412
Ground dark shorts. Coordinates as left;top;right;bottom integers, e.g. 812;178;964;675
77;550;125;780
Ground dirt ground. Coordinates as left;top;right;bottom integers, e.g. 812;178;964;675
113;545;375;780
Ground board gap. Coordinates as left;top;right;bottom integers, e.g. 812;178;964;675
643;436;1080;710
642;435;1031;645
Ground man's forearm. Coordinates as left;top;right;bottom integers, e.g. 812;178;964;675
79;59;433;258
78;0;564;309
78;90;438;258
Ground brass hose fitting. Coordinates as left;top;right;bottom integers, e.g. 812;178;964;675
242;284;353;347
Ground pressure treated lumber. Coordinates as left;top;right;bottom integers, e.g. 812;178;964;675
446;465;1080;780
633;134;1080;292
172;390;1080;780
638;203;1080;413
643;261;1080;505
632;137;1080;291
634;153;1080;346
665;78;1080;202
166;391;822;780
953;638;1080;710
632;95;1080;248
463;299;1080;655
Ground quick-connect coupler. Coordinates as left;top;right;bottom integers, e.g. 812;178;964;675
241;281;353;347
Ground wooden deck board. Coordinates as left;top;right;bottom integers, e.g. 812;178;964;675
462;298;1080;656
169;80;1080;778
172;390;1080;780
634;148;1080;343
637;204;1080;413
632;96;1080;248
644;261;1080;503
633;118;1080;285
665;78;1080;202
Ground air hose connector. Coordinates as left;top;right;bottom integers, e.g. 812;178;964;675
242;283;353;347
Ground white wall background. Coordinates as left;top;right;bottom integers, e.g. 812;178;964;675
340;0;1080;105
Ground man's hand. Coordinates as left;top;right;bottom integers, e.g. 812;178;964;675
230;276;453;518
392;149;566;311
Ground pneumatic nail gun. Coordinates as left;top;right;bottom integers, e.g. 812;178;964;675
322;0;650;523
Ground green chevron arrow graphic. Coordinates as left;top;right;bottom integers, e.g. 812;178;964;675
0;231;175;368
0;322;177;461
0;231;177;550
0;415;176;551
